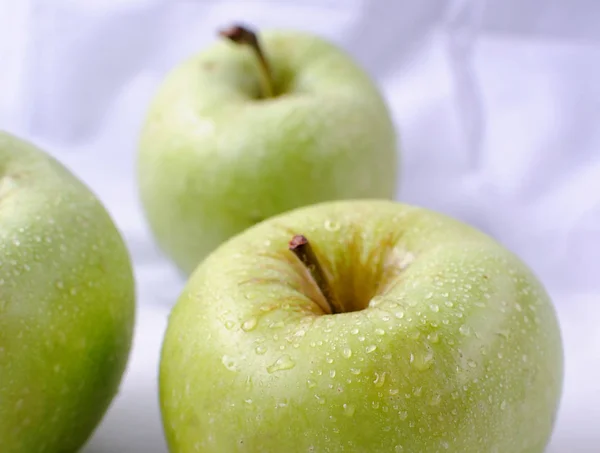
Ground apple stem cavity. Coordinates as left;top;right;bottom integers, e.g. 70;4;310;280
289;235;340;315
219;24;275;98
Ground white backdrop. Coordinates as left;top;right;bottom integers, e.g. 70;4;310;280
1;0;599;452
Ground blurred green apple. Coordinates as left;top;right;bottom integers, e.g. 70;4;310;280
0;132;135;452
160;199;563;452
137;24;398;275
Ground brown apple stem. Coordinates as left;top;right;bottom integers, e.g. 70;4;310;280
289;235;340;315
219;24;275;98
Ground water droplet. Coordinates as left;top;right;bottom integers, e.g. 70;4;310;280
324;220;340;232
459;324;471;336
440;440;450;449
221;355;239;372
375;328;385;336
398;411;408;420
255;345;267;355
242;317;258;332
429;393;442;406
343;403;355;416
395;445;404;452
412;349;434;371
350;328;359;335
267;354;295;373
430;303;439;312
225;320;236;330
425;292;433;300
374;372;386;387
350;368;361;375
342;347;352;358
515;303;523;312
427;332;440;343
314;394;326;405
467;359;477;368
366;345;377;353
444;300;454;307
245;398;253;405
307;379;316;388
329;370;336;378
497;351;504;359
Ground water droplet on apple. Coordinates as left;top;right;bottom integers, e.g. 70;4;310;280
440;440;450;449
444;300;454;307
350;327;359;335
373;372;386;387
343;403;355;416
467;359;477;368
242;317;258;332
365;345;377;353
398;411;408;420
375;328;385;336
329;370;336;378
459;324;471;336
267;354;295;373
429;393;442;406
221;355;240;372
314;394;326;405
324;220;340;232
395;310;405;319
427;332;440;343
430;303;440;312
307;379;316;388
350;368;361;375
255;345;267;355
342;347;352;358
225;320;236;330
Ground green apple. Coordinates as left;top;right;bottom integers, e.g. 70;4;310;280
159;199;563;452
0;131;135;452
137;24;398;275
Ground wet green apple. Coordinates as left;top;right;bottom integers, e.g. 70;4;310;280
160;199;563;453
137;24;398;275
0;131;135;452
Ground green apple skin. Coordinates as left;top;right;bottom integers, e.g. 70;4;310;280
160;200;563;453
137;29;398;275
0;132;135;452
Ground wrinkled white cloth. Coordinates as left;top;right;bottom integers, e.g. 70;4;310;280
1;0;598;451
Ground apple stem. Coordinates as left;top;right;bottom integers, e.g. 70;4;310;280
219;24;275;98
289;235;340;315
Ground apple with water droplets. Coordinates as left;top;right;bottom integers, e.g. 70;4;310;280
137;24;398;275
0;132;135;452
159;200;563;452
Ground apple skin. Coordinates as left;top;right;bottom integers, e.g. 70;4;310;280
159;200;563;453
137;29;398;275
0;132;135;452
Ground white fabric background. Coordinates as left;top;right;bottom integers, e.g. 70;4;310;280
1;0;599;451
